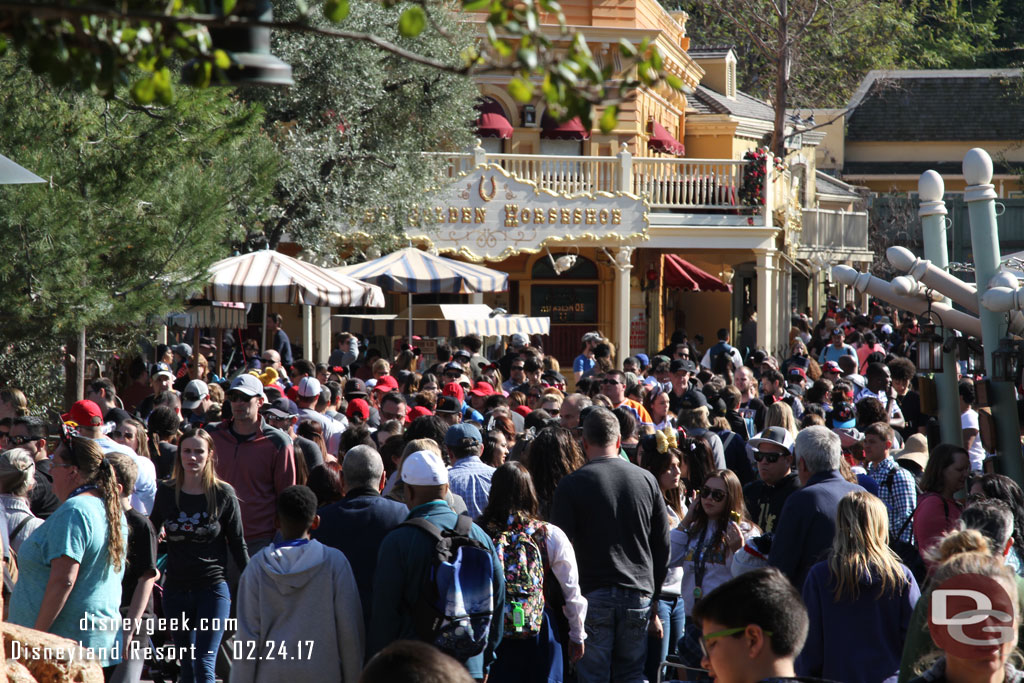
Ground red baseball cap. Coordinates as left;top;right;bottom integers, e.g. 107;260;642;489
407;405;434;420
442;382;465;403
62;399;103;428
469;381;495;398
374;375;399;393
345;398;370;421
512;405;532;418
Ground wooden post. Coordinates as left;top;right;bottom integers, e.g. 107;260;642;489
215;332;224;379
76;328;86;402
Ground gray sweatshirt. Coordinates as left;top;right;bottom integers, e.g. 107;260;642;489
231;539;364;683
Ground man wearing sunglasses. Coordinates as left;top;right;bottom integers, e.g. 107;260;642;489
9;416;60;519
742;427;799;534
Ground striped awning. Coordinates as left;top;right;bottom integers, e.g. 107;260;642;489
168;303;248;329
333;315;549;338
205;250;385;307
332;248;508;294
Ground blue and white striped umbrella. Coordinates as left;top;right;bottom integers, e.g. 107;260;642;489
332;248;508;294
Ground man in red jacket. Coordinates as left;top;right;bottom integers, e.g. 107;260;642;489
212;374;296;557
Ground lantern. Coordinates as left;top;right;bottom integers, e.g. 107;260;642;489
915;319;944;373
991;338;1022;384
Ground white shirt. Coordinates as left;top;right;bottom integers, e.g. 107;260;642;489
544;522;588;644
961;409;987;471
93;436;157;515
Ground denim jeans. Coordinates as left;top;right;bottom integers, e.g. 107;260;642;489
162;581;231;683
575;586;652;683
644;596;686;682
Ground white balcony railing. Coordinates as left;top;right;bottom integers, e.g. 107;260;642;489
801;208;869;250
434;145;765;215
632;158;746;209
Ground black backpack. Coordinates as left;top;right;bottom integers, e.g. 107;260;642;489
401;515;496;662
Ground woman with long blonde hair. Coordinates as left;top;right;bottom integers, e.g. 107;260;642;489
764;400;798;438
150;428;248;683
796;491;920;683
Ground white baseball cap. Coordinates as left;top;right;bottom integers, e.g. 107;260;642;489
401;450;449;486
181;380;210;410
296;376;322;398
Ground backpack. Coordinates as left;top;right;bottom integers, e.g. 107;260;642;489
493;517;547;639
401;515;495;661
2;516;32;615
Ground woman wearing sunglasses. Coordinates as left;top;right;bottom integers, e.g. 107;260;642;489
671;468;757;671
9;435;127;673
796;491;919;683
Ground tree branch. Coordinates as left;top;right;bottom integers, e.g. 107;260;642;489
0;1;474;74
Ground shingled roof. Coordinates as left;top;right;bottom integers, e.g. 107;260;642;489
690;85;775;122
846;70;1024;142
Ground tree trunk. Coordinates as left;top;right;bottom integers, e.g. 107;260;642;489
772;0;790;156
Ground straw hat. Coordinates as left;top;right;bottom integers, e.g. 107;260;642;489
896;433;929;471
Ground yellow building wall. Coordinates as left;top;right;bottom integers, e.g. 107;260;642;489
811;108;845;171
682;129;736;159
845;140;1024;164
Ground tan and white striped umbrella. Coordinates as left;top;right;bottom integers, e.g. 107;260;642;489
205;250;385;308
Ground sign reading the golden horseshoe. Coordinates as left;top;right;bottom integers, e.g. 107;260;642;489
406;164;648;262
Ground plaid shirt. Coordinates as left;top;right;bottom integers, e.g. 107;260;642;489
867;456;917;544
447;456;495;520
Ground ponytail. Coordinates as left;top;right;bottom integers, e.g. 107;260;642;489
63;436;126;572
95;458;125;572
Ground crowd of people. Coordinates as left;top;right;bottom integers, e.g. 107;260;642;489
0;301;1022;683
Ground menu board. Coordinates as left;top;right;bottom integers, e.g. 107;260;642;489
530;285;598;323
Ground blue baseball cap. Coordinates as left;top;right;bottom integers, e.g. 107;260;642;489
444;423;482;447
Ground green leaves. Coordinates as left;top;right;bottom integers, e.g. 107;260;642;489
508;76;534;102
599;105;617;134
398;6;426;37
324;0;350;23
130;76;156;104
222;0;237;15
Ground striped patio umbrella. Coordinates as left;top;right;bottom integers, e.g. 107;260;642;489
333;248;509;341
332;248;509;294
205;249;385;307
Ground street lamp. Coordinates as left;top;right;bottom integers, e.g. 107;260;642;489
915;308;945;373
991;338;1022;384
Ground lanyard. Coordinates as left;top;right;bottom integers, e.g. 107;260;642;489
70;484;97;498
691;524;723;599
274;539;310;549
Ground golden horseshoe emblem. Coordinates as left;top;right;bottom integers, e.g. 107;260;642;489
478;176;497;202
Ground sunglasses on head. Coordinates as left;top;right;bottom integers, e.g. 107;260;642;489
700;487;726;502
753;449;786;463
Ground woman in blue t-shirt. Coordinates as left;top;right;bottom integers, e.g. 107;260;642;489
9;435;127;670
150;428;248;683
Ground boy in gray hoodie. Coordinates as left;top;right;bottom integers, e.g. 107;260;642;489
232;485;364;683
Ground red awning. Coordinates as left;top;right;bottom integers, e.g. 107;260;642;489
647;120;685;156
476;99;513;139
663;254;732;292
541;111;590;140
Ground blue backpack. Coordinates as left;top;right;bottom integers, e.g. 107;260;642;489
402;516;495;661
